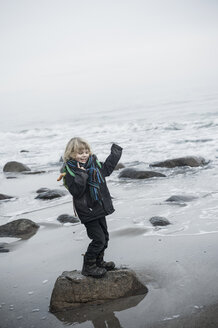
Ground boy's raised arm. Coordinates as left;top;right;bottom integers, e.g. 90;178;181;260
102;143;123;177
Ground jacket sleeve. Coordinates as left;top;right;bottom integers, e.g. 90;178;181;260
65;167;88;199
101;143;123;177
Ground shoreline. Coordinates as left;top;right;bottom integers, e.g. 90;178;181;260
1;215;218;327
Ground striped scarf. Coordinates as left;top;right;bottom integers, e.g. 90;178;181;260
66;155;104;202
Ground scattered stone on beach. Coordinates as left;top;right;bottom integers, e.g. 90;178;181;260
3;161;31;173
20;150;29;153
35;189;67;200
50;269;148;313
150;216;171;226
0;193;14;201
0;219;39;239
36;187;50;194
150;156;208;168
0;248;10;253
115;163;125;170
166;195;198;203
57;214;80;224
119;168;166;179
0;243;10;253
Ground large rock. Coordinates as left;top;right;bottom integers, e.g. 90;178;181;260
119;168;166;179
3;161;31;172
57;214;80;224
35;189;67;200
50;269;148;313
0;219;39;239
150;156;208;168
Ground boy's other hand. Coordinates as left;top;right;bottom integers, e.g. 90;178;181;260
77;162;85;170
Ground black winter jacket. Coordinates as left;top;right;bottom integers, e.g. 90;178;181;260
64;143;122;224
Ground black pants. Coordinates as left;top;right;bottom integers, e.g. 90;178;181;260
84;217;109;259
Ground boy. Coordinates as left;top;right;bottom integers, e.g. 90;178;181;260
58;137;122;278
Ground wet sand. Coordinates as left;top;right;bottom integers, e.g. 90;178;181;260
1;172;218;327
1;212;218;327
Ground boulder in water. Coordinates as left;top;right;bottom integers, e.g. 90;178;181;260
3;161;31;172
36;187;50;194
0;243;10;253
166;195;197;203
150;156;208;168
150;216;171;226
57;214;80;224
0;193;15;201
35;189;67;200
0;219;39;239
119;168;166;179
50;269;148;313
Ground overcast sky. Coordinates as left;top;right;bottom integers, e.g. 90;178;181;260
0;0;218;123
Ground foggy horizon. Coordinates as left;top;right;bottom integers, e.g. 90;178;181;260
1;0;218;125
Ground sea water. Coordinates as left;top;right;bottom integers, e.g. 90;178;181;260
0;86;218;237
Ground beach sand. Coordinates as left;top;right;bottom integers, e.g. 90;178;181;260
1;172;218;328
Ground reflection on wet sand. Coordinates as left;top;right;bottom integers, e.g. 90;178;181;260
54;294;146;328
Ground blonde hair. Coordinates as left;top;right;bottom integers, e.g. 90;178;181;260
63;137;92;162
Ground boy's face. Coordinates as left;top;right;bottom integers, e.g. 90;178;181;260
75;148;90;164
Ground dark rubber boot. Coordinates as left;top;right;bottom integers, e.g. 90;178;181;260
81;256;107;278
96;251;115;271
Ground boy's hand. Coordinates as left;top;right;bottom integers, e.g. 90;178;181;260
57;172;66;181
